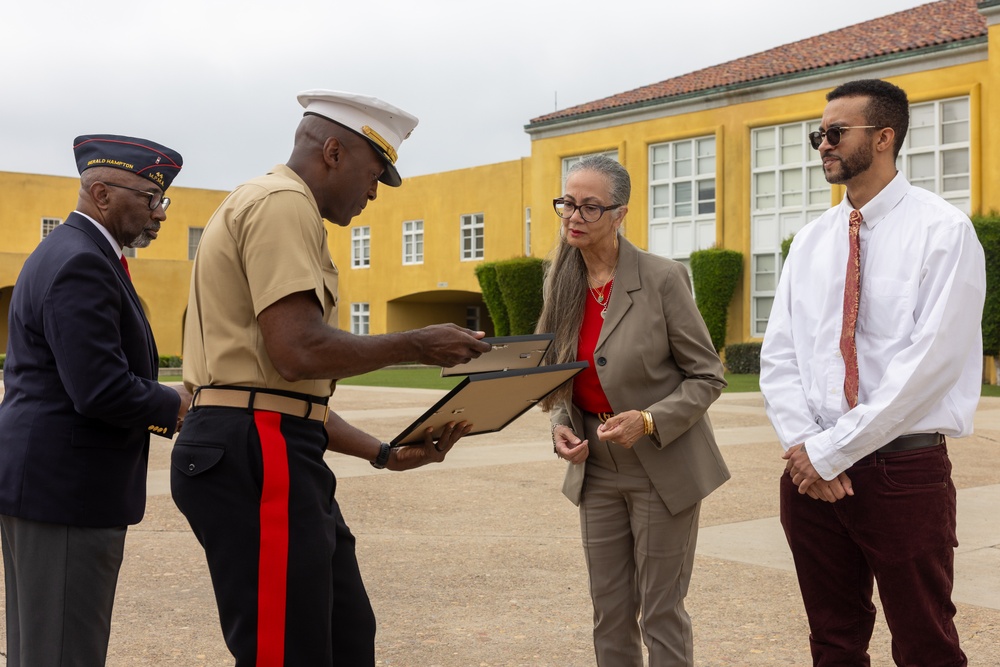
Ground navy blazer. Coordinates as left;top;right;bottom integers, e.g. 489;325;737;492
0;212;180;527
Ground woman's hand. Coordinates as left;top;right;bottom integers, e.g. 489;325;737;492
596;410;646;449
552;424;589;464
387;421;472;471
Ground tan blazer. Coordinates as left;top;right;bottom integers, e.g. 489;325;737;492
552;237;730;514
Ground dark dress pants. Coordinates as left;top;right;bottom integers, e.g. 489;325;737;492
171;407;376;667
1;515;126;667
780;444;966;667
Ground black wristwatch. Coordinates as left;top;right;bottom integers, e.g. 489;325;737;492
370;442;392;469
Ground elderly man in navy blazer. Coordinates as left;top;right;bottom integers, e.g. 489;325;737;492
0;134;191;666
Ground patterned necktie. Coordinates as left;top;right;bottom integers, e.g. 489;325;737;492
840;209;862;408
120;255;131;280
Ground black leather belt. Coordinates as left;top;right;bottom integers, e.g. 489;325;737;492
878;432;944;453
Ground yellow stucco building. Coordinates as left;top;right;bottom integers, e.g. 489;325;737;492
1;0;997;359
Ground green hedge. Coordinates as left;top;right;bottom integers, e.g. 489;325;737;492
0;353;4;371
973;211;1000;356
725;342;761;374
474;262;509;337
494;257;546;335
781;234;794;261
690;248;743;352
158;355;182;368
475;258;546;336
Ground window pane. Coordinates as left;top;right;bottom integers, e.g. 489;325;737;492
652;161;671;181
942;120;968;145
941;99;968;123
754;129;775;168
780;126;803;164
673;182;692;216
908;153;935;179
942;148;969;176
697;180;715;214
781;169;803;207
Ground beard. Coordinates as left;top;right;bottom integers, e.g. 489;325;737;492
128;230;154;249
824;141;874;184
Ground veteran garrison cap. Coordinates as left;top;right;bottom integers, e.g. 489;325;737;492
73;134;183;191
297;90;418;187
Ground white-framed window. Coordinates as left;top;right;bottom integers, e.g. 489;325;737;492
460;213;484;261
41;217;61;239
188;227;204;260
561;150;619;191
351;302;370;335
466;305;481;331
402;220;423;265
352;226;370;268
524;207;531;256
648;136;717;273
899;97;970;214
750;120;827;337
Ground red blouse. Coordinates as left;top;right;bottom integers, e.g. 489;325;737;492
573;280;614;413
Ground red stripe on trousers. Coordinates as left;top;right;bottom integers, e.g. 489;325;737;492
254;411;290;667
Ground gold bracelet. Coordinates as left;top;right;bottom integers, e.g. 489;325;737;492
641;410;654;436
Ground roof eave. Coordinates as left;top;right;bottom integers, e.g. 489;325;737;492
524;36;988;135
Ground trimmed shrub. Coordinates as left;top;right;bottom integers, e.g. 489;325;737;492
725;341;761;374
690;248;743;352
0;353;4;371
781;234;794;261
973;211;1000;356
158;355;182;368
495;257;546;335
474;262;509;337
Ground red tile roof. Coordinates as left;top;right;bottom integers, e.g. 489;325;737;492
528;0;987;127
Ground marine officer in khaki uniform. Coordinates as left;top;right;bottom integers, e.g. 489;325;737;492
172;90;491;667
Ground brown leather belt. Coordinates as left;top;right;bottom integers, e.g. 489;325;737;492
878;432;944;453
192;387;329;422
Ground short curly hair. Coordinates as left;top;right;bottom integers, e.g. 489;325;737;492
827;79;909;159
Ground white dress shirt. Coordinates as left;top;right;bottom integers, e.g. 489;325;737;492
760;172;986;480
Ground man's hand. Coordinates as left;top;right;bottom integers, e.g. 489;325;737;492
173;385;193;432
784;444;854;502
552;425;589;464
388;421;472;471
411;324;492;367
595;410;645;449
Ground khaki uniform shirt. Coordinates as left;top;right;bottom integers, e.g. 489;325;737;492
183;164;339;398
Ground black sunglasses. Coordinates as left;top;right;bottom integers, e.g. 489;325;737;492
808;126;879;150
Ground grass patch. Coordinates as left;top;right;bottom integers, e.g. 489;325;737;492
722;373;759;393
981;383;1000;397
335;367;763;393
337;367;463;390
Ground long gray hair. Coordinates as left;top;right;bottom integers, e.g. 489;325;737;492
536;155;630;411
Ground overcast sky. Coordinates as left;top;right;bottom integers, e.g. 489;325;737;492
2;0;928;192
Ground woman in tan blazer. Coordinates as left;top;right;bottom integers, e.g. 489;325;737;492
537;155;730;667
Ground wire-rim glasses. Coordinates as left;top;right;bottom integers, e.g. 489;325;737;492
104;182;170;211
808;126;879;151
553;198;622;223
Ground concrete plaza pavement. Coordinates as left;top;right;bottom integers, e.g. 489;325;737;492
0;383;998;665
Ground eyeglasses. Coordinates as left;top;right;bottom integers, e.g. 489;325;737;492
808;126;879;150
553;198;623;223
104;182;170;211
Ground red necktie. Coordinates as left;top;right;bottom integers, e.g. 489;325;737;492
840;209;862;408
120;255;131;280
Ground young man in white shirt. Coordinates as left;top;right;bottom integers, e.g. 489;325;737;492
760;79;984;666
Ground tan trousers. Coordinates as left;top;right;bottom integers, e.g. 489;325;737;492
580;412;701;667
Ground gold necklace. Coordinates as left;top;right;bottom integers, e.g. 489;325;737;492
587;266;617;316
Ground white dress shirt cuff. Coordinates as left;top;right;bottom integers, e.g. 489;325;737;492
804;430;853;480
